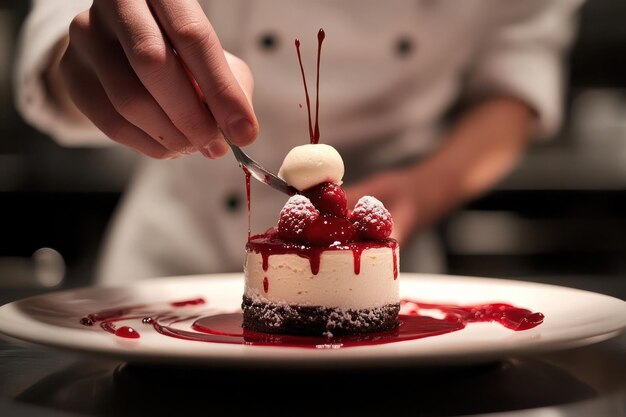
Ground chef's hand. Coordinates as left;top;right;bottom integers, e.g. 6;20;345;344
346;97;534;246
56;0;258;159
345;167;422;246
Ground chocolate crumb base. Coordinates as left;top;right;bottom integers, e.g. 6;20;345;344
241;296;400;337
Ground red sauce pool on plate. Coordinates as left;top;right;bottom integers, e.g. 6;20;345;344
80;297;543;348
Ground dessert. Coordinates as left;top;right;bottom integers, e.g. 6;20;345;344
242;29;399;337
242;145;399;337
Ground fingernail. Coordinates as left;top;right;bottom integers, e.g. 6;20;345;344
207;141;228;157
227;115;256;144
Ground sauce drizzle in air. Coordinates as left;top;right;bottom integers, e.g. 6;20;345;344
295;28;325;144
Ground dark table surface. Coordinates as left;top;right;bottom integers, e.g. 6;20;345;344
0;277;625;417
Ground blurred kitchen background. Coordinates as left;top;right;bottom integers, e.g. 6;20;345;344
0;1;625;297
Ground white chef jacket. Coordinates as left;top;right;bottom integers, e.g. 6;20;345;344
15;0;581;285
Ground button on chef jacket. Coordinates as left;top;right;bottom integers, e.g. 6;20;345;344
15;0;582;284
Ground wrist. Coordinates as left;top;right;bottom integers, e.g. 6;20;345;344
401;161;460;232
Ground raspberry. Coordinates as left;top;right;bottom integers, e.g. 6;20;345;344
303;216;356;246
302;182;348;217
350;196;393;240
263;227;279;239
277;195;319;242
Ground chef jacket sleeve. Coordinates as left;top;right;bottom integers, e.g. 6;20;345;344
14;0;110;146
465;0;584;138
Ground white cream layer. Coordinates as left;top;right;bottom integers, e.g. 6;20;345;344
244;247;399;310
277;144;344;191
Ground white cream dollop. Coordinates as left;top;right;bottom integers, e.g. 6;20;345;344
277;144;344;191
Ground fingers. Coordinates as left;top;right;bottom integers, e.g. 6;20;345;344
224;51;255;106
92;0;229;157
60;39;174;160
148;0;259;146
64;1;256;159
70;10;196;156
344;173;415;245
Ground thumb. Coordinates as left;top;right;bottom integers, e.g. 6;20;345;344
225;51;255;108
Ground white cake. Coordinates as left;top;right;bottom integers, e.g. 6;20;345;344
244;246;399;310
241;144;400;337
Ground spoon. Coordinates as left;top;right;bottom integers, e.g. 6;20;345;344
218;127;297;196
176;56;296;196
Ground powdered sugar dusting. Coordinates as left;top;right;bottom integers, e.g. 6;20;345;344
351;196;393;236
353;196;389;216
278;195;319;236
283;195;315;213
242;293;399;338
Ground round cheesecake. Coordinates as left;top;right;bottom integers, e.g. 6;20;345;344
242;144;400;337
242;237;400;336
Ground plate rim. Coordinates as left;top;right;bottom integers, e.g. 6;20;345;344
0;273;625;367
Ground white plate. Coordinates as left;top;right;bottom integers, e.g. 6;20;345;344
0;273;624;368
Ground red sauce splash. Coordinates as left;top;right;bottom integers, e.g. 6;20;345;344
114;326;140;339
402;300;545;331
80;297;543;347
171;298;205;307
